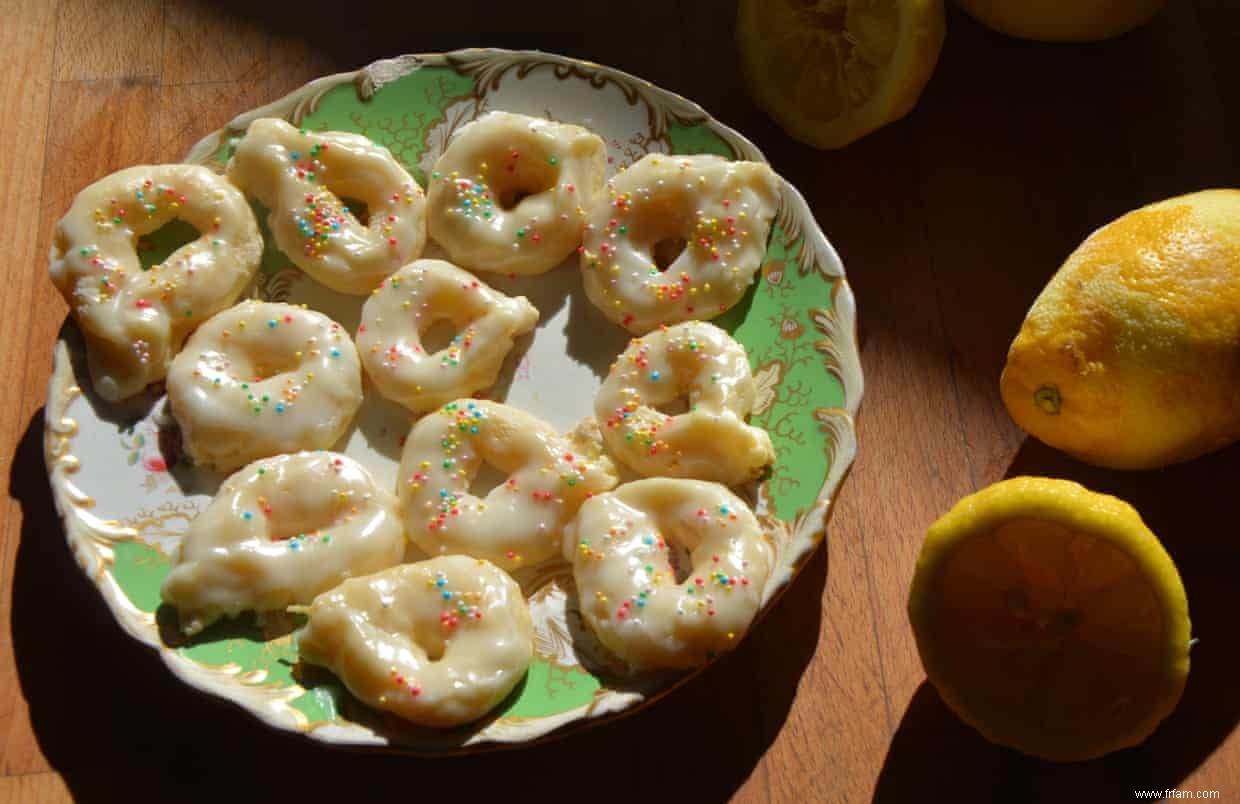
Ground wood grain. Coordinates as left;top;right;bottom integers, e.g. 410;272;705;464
0;0;57;781
52;0;163;81
0;773;71;804
156;81;267;162
0;0;56;527
162;0;267;85
2;1;1238;802
2;75;162;781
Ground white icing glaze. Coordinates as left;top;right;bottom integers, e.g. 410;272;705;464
564;478;771;670
166;300;363;471
297;556;533;728
227;117;427;295
357;259;538;413
48;164;262;401
580;153;779;332
399;400;618;568
161;451;405;635
426;111;606;276
596;321;774;485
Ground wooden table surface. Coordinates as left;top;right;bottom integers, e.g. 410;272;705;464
2;1;1238;801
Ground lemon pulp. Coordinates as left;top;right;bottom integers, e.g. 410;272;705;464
909;477;1190;761
737;0;945;149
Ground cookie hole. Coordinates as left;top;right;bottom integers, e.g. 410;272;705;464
419;318;459;355
423;638;447;662
495;158;558;210
267;506;339;544
653;396;690;417
268;524;325;544
341;197;370;226
666;540;694;585
409;629;448;662
498;188;533;210
652;237;687;272
246;353;302;381
252;365;294;380
469;462;509;498
137;219;201;271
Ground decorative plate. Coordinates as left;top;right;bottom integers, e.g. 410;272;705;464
43;49;862;750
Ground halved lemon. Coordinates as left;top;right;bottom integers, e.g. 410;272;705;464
908;477;1190;762
736;0;945;149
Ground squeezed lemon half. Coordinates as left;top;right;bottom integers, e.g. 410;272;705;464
908;477;1190;762
737;0;945;149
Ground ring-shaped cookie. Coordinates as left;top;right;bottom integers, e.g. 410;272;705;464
49;164;262;400
297;556;534;728
595;321;774;485
161;451;406;635
357;259;538;413
167;300;363;471
426;111;606;276
580;153;779;332
564;478;772;670
399;400;618;568
227;117;427;294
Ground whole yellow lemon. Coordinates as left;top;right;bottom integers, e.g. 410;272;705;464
1001;189;1240;470
956;0;1165;42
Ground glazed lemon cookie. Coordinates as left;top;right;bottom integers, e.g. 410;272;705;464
49;164;262;401
564;478;771;670
227;117;426;294
426;111;606;276
357;259;538;413
297;556;534;728
596;321;774;485
400;400;618;569
161;452;405;635
166;300;362;471
580;153;779;332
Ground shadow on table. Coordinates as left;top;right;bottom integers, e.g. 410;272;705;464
873;437;1240;802
10;410;827;803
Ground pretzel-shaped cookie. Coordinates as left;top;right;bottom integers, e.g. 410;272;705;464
49;164;262;400
228;118;427;294
564;478;772;670
426;111;606;276
161;451;406;635
297;556;534;728
580;153;779;332
595;321;774;485
357;259;538;413
399;400;618;568
166;300;363;471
